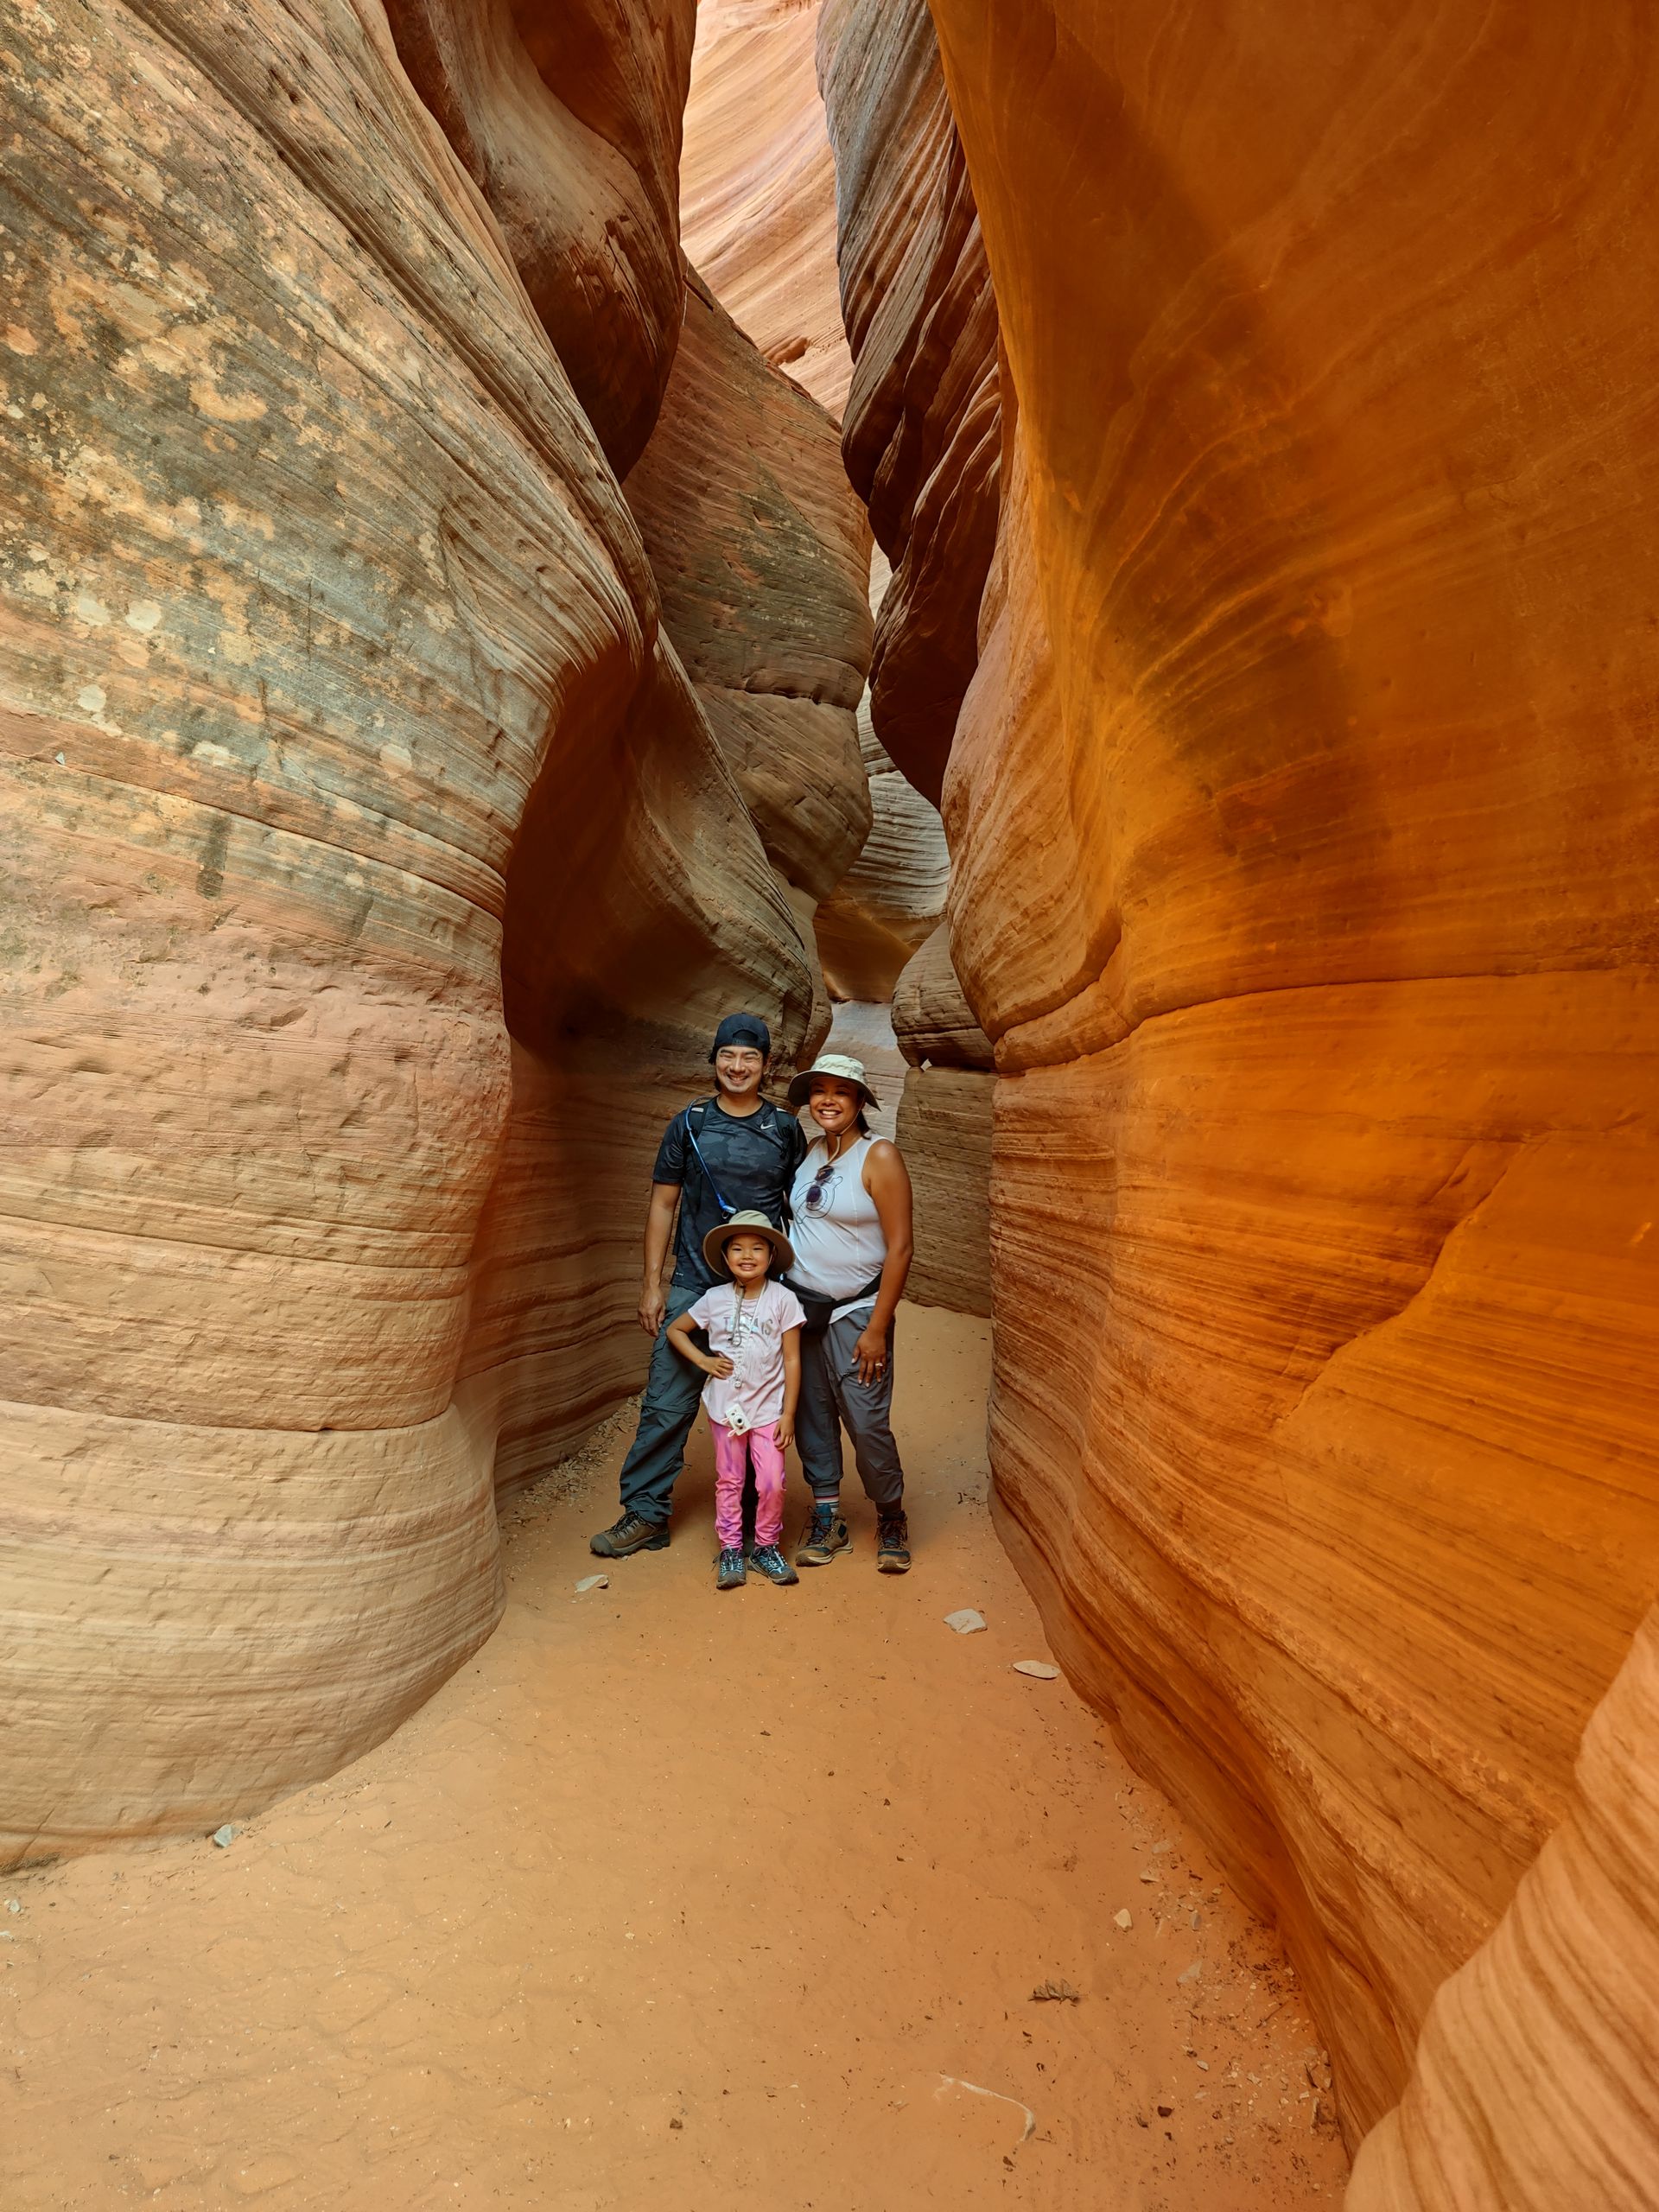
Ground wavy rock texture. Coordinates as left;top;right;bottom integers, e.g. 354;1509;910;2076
889;924;992;1319
679;0;851;417
892;919;991;1072
917;0;1659;2149
1347;1604;1659;2211
817;0;998;806
813;708;949;1002
623;265;872;907
0;0;810;1854
384;0;695;476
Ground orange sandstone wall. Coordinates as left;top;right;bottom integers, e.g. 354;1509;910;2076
817;0;998;807
384;0;696;475
679;0;852;418
891;925;992;1319
915;0;1659;2152
623;266;872;915
1347;1604;1659;2211
0;0;811;1853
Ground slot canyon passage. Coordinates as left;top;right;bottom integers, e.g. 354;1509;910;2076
1;0;1656;2207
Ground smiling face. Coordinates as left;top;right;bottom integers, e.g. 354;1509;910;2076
808;1076;864;1138
722;1232;773;1285
714;1045;766;1101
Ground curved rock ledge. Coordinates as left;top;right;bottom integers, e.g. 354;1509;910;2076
923;0;1659;2146
0;0;810;1854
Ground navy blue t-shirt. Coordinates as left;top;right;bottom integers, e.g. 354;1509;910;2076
653;1096;807;1291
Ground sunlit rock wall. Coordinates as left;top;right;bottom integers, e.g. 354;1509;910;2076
679;0;851;418
912;0;1659;2155
817;0;998;806
891;925;991;1318
0;0;810;1855
1347;1604;1659;2212
622;259;872;1061
814;698;950;1004
623;266;871;912
384;0;695;476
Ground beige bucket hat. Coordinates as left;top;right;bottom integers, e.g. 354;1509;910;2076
785;1052;879;1111
702;1208;796;1278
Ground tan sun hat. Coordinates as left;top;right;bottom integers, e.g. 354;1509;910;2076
702;1208;796;1278
786;1052;879;1111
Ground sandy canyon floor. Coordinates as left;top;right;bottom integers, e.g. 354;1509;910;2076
4;1308;1350;2210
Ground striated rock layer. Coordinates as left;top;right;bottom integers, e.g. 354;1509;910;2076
817;0;998;805
623;264;872;910
384;0;696;477
813;706;949;1003
679;0;851;417
906;0;1659;2152
0;0;810;1854
891;925;991;1318
1346;1604;1659;2211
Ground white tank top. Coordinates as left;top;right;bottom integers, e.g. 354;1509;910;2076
789;1135;887;1319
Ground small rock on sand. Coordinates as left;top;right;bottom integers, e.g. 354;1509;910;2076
575;1574;609;1592
211;1825;237;1849
1012;1660;1059;1679
1113;1908;1133;1930
944;1609;987;1635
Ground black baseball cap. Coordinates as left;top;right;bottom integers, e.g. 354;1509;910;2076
709;1011;772;1062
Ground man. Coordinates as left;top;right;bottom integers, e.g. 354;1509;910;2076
590;1011;808;1557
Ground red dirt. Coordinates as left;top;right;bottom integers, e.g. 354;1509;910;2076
3;1307;1349;2209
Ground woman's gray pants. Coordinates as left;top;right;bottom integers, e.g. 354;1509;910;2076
794;1311;906;1510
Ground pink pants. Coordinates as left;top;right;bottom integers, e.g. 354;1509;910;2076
710;1421;786;1551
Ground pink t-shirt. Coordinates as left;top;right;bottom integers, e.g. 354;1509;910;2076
685;1278;806;1432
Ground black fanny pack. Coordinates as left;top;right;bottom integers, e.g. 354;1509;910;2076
785;1270;886;1336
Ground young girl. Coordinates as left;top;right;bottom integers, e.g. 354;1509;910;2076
668;1210;806;1590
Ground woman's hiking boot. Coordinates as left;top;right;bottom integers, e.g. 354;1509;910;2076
795;1504;850;1567
747;1543;799;1586
715;1547;747;1591
589;1510;670;1557
875;1512;912;1573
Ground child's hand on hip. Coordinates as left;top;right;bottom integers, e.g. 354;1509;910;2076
704;1353;735;1379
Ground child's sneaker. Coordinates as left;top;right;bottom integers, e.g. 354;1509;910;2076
747;1543;799;1586
795;1503;850;1567
875;1512;911;1573
715;1547;747;1591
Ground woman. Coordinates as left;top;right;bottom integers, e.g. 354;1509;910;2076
784;1052;916;1573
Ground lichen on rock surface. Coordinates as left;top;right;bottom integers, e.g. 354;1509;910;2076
0;0;810;1853
882;0;1659;2158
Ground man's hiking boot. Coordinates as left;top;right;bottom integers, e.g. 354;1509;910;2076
589;1510;670;1558
715;1547;747;1591
747;1543;799;1586
795;1504;851;1567
875;1512;912;1573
